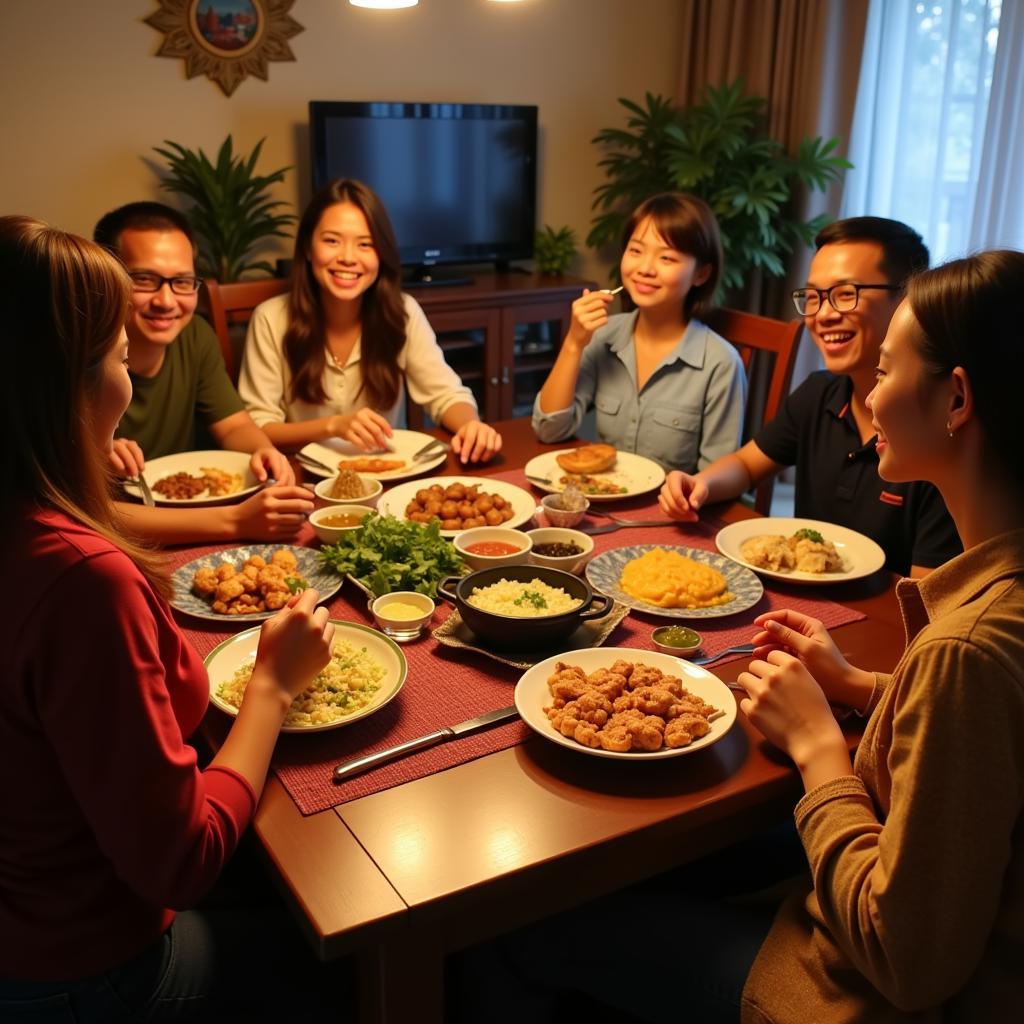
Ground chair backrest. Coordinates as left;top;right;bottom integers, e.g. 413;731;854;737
200;277;289;380
704;307;803;515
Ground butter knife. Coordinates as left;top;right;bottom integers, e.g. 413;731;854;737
412;437;450;462
332;704;518;782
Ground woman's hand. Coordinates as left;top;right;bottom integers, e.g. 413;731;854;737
658;470;708;522
737;650;851;788
108;438;145;479
227;485;315;541
250;588;335;703
328;408;394;452
452;420;503;464
565;289;615;351
249;446;295;486
750;610;875;713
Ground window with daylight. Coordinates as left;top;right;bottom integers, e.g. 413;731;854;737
841;0;1024;264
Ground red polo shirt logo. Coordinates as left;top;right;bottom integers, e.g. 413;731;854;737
879;491;904;507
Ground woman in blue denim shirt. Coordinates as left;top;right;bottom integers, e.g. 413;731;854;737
533;193;746;472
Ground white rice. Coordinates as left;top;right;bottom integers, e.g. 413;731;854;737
467;578;582;618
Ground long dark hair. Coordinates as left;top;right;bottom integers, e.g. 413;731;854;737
619;192;723;320
907;249;1024;490
0;215;171;598
284;179;406;411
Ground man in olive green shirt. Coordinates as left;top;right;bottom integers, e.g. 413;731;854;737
94;202;314;543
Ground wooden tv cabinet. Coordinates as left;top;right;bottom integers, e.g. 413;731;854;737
405;272;595;425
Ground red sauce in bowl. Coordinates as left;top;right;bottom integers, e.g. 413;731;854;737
464;541;523;556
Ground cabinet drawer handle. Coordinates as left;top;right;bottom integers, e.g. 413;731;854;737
489;375;499;386
501;366;510;385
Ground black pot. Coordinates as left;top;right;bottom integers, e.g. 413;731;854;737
436;564;612;650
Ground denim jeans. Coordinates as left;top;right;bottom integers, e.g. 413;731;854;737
0;906;348;1022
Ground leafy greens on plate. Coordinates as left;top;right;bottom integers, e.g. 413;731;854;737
318;514;466;597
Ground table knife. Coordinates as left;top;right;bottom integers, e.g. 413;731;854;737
332;704;518;782
411;437;450;462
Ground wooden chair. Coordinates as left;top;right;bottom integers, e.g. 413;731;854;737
200;277;289;381
704;307;803;515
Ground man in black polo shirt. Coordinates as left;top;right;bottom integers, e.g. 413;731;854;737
658;216;961;576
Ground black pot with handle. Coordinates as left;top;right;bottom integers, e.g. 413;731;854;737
436;564;612;650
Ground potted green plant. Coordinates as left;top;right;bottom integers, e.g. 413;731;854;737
533;224;578;276
588;80;851;293
153;135;296;282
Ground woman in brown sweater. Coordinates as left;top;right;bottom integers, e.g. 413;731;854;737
457;251;1024;1023
738;249;1024;1021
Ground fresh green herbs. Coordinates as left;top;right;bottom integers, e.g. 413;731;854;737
285;576;309;594
318;515;465;597
513;590;548;610
793;528;824;544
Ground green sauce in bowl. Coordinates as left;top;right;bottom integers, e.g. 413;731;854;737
652;625;702;654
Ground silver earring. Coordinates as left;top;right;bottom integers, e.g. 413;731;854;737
947;420;954;438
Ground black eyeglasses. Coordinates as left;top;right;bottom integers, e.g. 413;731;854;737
128;272;203;295
791;283;901;316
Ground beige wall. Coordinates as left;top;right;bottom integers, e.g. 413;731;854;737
0;0;684;284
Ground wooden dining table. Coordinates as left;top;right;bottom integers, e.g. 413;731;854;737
192;417;907;1023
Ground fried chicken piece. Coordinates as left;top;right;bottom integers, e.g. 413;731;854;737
624;686;677;717
264;591;288;611
215;577;246;603
573;691;613;727
549;675;595;707
599;725;632;752
585;668;628;701
627;664;667;690
608;659;634;681
270;549;298;571
215;562;236;583
627;714;666;752
574;721;603;749
654;674;684;698
664;713;712;748
192;567;218;596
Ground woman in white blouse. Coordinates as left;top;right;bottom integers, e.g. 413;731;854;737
239;179;502;463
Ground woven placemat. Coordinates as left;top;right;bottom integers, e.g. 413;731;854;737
432;601;631;669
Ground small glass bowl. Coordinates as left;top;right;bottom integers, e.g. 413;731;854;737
651;625;702;658
540;492;590;528
371;591;435;643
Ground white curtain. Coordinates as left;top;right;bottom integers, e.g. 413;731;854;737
967;0;1024;251
841;0;1020;264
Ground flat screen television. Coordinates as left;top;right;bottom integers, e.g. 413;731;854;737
309;101;537;282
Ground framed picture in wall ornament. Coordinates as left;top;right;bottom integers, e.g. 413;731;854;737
145;0;304;97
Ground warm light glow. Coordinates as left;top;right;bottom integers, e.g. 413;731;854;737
349;0;419;9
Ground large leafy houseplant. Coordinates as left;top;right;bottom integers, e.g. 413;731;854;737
588;81;851;293
153;135;296;281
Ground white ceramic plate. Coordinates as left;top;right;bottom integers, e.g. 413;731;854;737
715;517;886;584
514;647;736;761
523;449;666;502
124;450;259;506
171;544;343;623
586;544;764;619
299;429;447;481
204;620;407;734
376;476;536;537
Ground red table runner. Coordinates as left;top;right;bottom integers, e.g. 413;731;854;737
175;471;866;815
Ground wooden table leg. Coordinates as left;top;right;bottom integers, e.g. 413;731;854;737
357;934;445;1024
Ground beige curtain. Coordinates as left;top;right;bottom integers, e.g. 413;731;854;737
676;0;869;320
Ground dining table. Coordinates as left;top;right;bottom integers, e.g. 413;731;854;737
181;417;907;1023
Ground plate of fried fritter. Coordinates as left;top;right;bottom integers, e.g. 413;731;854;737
514;647;736;761
298;428;448;482
171;545;343;622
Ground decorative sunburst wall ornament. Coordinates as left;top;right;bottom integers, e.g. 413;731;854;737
145;1;304;97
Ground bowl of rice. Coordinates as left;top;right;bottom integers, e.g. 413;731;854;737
314;471;383;508
435;564;613;649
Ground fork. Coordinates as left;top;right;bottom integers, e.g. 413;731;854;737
126;475;155;507
587;509;675;527
691;643;756;667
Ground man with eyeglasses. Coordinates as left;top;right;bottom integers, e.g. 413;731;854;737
659;216;961;577
93;202;314;543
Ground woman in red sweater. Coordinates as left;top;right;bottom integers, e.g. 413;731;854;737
0;216;336;1019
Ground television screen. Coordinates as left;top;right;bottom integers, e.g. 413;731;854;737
309;101;537;272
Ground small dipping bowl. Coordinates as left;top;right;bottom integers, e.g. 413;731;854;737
308;504;376;545
540;492;590;528
651;625;703;658
453;526;532;571
314;474;383;508
526;527;594;575
371;591;435;643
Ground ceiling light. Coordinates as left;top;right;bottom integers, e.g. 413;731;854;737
349;1;419;9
